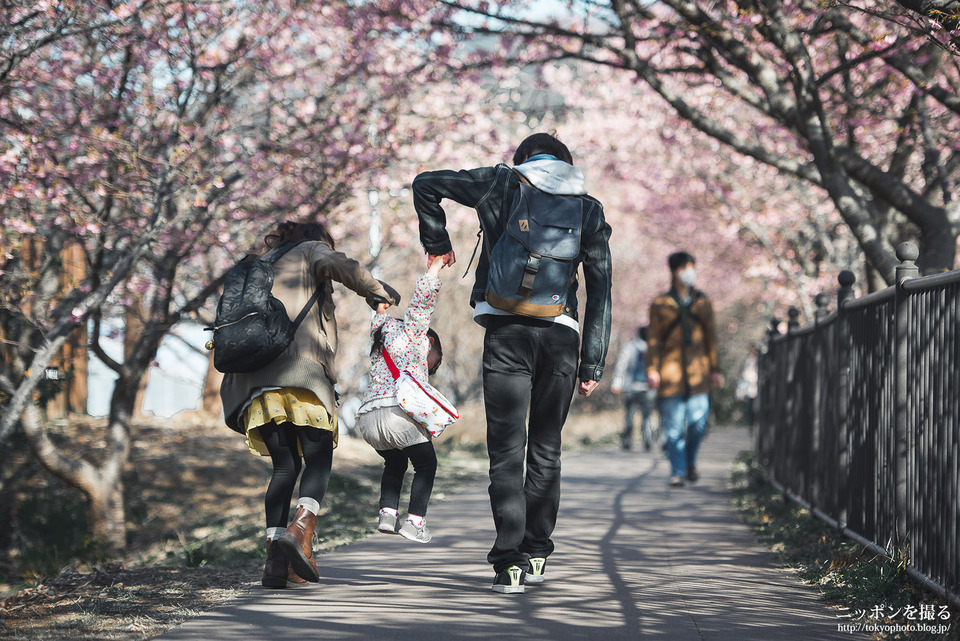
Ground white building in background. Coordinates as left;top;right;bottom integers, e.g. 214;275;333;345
86;321;208;418
86;321;360;433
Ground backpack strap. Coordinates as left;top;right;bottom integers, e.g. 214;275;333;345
261;241;301;264
511;167;532;187
287;286;323;338
461;227;484;279
520;253;542;298
461;169;526;280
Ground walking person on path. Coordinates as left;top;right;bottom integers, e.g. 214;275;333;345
412;132;613;594
218;221;400;588
646;251;723;488
610;325;657;451
355;256;448;544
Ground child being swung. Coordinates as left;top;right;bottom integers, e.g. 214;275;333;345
355;257;446;543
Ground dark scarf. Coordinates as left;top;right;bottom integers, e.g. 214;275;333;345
668;287;700;346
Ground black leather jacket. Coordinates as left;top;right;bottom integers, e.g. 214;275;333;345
412;163;612;381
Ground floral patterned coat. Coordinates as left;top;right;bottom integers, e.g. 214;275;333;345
359;273;441;409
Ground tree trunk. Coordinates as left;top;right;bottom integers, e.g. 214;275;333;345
124;299;149;417
865;262;889;294
918;219;958;274
200;350;223;418
86;472;127;550
20;401;130;553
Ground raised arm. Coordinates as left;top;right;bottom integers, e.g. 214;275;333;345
308;242;399;309
412;166;500;262
400;257;445;341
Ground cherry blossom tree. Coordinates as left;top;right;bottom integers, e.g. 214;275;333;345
0;0;464;550
328;59;777;412
428;0;960;285
891;0;960;35
3;0;908;553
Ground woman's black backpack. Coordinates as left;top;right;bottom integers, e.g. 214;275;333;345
205;243;320;374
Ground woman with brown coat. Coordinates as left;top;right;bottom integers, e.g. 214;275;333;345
219;221;399;588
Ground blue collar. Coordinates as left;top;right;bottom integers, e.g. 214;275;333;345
523;153;558;163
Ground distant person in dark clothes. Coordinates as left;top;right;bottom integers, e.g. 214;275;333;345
611;325;658;451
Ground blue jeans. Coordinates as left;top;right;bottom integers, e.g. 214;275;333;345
658;394;710;477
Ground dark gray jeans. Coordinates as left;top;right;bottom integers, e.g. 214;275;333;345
481;316;579;574
621;389;656;449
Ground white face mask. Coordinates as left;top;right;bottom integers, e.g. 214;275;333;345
678;268;697;288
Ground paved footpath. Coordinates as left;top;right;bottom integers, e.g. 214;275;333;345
160;426;867;640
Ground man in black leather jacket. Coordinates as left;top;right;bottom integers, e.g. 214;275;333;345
412;133;613;594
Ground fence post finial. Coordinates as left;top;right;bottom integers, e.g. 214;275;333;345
787;307;801;331
767;317;780;339
896;242;920;284
815;293;830;322
838;270;856;308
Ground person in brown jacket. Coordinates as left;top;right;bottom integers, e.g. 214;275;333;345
646;251;723;487
219;221;400;588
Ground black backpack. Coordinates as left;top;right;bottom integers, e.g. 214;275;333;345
205;243;321;374
484;172;585;317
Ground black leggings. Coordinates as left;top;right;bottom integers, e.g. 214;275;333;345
377;441;437;517
260;422;333;528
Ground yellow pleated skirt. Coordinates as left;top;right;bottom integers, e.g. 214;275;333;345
241;388;337;457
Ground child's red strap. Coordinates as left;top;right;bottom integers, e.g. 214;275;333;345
405;372;459;419
381;347;401;380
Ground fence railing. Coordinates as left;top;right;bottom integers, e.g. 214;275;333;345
757;242;960;606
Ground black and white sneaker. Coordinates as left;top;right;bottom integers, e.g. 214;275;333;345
526;557;546;584
492;565;526;594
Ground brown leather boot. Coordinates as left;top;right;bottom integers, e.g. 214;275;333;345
277;506;319;582
261;539;308;588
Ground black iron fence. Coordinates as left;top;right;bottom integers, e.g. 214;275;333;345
757;242;960;605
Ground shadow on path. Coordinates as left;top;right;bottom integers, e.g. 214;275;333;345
160;427;866;641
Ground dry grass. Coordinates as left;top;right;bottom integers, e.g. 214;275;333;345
0;404;621;640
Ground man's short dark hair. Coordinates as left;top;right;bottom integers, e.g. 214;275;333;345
668;251;696;271
513;133;573;165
